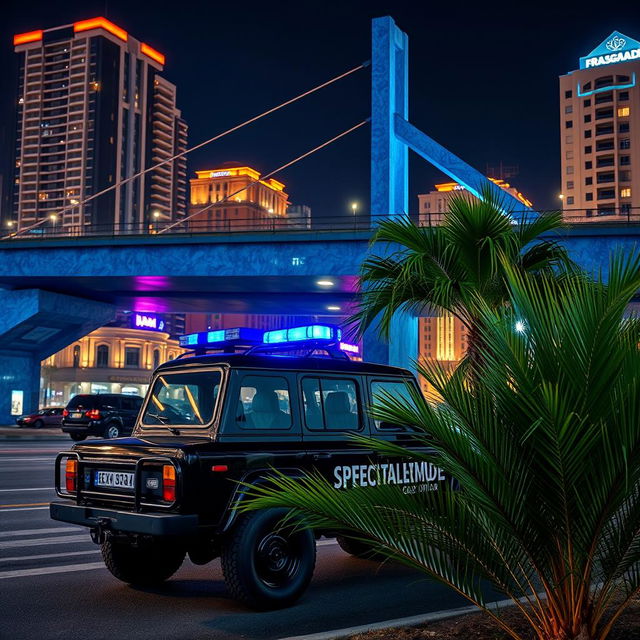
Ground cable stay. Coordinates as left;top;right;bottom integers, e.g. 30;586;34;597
7;61;369;238
159;119;370;234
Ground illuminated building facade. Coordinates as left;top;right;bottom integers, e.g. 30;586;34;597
559;31;639;220
41;321;182;406
188;163;289;231
418;178;532;226
11;17;187;232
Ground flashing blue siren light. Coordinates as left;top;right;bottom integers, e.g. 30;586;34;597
262;324;342;345
179;327;264;349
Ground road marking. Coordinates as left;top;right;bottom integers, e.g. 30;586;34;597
0;534;88;549
0;457;55;462
0;487;54;492
0;550;100;563
0;527;78;538
0;562;105;580
0;506;49;512
0;502;48;509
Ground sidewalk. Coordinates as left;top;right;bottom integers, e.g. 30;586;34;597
0;425;69;440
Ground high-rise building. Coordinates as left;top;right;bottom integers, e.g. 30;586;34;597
417;178;532;226
188;163;289;231
286;204;312;229
559;31;639;221
12;17;187;233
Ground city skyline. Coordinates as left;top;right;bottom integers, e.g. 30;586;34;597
2;1;640;219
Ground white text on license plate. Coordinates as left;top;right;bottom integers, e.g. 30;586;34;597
95;471;134;489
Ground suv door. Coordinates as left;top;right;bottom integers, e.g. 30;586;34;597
299;374;371;486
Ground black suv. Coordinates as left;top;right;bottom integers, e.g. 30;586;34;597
51;328;449;609
61;394;144;441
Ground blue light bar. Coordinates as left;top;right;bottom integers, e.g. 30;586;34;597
262;324;342;345
179;327;264;349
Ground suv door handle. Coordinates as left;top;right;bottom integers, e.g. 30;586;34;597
312;452;332;461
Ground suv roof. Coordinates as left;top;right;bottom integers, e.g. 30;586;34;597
156;353;411;377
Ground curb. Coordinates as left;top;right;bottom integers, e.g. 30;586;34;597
278;597;518;640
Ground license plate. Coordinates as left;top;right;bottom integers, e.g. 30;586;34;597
72;412;82;419
94;471;135;489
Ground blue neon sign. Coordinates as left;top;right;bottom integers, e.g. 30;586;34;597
579;31;640;70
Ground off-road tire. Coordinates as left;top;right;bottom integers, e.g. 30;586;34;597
69;433;86;441
101;537;185;586
336;534;385;560
221;508;316;610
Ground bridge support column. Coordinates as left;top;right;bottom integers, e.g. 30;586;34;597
363;311;418;375
0;290;115;424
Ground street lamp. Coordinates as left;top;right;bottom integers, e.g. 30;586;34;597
49;213;57;236
351;202;358;216
152;210;161;233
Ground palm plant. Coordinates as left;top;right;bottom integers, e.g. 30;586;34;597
241;254;640;640
349;189;572;368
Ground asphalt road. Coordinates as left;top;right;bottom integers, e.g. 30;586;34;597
1;439;470;640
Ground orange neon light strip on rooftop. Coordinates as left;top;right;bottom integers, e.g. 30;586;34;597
14;30;43;46
74;17;128;42
140;43;165;65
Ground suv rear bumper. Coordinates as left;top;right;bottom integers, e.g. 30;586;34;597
62;423;103;436
50;502;199;536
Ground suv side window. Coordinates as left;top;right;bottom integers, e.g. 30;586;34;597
98;396;119;411
121;396;141;411
301;377;360;431
235;375;292;430
370;379;417;430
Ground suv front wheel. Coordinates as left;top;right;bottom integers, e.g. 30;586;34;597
221;508;316;609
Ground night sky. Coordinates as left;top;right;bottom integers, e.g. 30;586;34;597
2;0;640;217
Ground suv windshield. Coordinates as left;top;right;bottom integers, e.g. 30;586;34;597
141;370;222;427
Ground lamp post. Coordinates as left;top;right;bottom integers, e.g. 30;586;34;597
152;210;160;233
351;201;358;229
49;213;57;236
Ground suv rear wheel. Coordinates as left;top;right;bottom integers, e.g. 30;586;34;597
104;423;121;439
101;537;185;586
221;508;316;609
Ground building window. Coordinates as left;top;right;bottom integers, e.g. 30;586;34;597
620;155;630;166
72;345;80;368
566;166;574;175
584;145;592;154
583;98;591;107
153;348;160;369
618;91;629;101
565;105;573;114
619;123;630;133
586;193;593;201
620;139;630;149
565;90;572;99
585;161;592;170
566;181;574;189
584;114;591;123
595;76;613;89
566;196;574;205
620;188;631;198
585;177;593;186
584;130;592;139
565;135;573;144
96;345;109;368
124;347;140;368
565;120;573;129
566;150;574;159
617;106;630;117
619;170;631;182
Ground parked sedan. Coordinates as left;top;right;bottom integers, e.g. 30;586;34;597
16;407;64;428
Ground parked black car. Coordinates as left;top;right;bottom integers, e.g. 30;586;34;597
61;394;144;441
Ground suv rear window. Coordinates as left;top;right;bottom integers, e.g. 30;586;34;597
66;395;119;410
142;370;221;427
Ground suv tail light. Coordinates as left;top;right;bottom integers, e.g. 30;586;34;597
62;409;69;417
85;409;101;420
162;465;176;502
65;459;77;492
